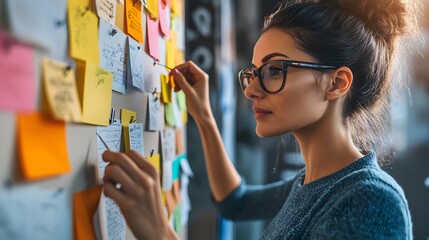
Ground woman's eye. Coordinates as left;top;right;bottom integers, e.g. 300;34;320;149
266;67;283;77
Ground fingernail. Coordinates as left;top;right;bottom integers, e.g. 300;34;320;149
171;68;180;75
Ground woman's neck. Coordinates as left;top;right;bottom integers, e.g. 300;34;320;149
293;105;363;185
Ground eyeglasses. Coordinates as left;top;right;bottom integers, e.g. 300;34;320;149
238;60;338;94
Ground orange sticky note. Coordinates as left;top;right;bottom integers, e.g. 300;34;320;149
17;112;71;180
146;14;160;60
175;128;184;155
165;180;181;215
125;0;143;43
73;185;103;240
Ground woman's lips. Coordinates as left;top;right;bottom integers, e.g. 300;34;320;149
252;107;272;119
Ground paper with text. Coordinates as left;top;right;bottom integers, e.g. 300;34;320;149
125;0;143;43
95;0;117;25
68;0;100;64
42;58;82;122
76;61;113;126
99;19;128;93
161;128;176;162
0;32;36;112
17;112;71;180
147;94;162;131
96;121;122;181
129;123;145;156
93;192;126;240
126;37;145;91
120;108;137;152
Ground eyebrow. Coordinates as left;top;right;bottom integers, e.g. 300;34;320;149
252;52;290;68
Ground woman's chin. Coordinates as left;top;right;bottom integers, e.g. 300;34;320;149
255;126;285;137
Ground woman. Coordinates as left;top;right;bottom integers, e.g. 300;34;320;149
102;0;419;239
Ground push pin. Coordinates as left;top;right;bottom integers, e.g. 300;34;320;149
150;149;154;157
111;29;118;36
81;5;90;16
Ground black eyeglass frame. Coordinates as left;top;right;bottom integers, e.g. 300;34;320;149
238;60;338;94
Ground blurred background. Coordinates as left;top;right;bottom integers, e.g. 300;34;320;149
184;0;429;239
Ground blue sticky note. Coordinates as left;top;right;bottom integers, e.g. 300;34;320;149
172;153;186;181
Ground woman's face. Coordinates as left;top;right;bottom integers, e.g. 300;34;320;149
245;28;329;137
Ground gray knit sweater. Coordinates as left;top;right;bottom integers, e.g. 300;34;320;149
214;151;412;239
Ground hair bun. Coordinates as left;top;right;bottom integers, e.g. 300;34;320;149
319;0;418;41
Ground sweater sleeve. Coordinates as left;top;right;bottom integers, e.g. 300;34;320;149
308;179;413;240
212;177;294;221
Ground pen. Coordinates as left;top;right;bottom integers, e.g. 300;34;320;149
96;133;111;151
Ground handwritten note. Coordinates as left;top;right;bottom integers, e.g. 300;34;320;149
0;186;70;240
147;94;162;131
162;160;173;191
129;123;144;156
146;0;159;19
17;112;71;180
42;58;82;122
161;74;172;103
158;0;170;37
146;14;160;60
68;0;100;64
99;19;128;94
142;50;161;93
6;0;69;60
95;0;117;25
94;192;126;240
148;153;161;172
126;37;145;91
161;128;176;163
73;185;103;240
120;108;136;152
0;32;36;112
125;0;143;43
96;121;122;181
76;61;113;126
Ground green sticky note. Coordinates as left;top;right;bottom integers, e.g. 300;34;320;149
165;102;175;127
176;90;187;112
173;204;182;233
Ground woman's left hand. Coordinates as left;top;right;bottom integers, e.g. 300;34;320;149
102;150;177;240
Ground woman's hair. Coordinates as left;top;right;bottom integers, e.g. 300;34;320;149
264;0;421;164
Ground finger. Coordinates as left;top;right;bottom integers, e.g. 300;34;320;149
126;150;159;180
176;61;206;79
102;150;147;183
104;182;128;207
104;164;138;196
170;68;193;94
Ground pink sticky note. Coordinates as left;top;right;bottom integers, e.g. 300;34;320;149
158;0;170;38
0;32;36;112
147;14;161;61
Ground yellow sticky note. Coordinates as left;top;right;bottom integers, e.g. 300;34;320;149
17;112;71;180
166;38;176;70
76;61;113;126
161;74;172;103
115;2;125;31
73;185;103;240
171;0;181;16
175;50;185;66
146;0;159;19
68;0;100;64
121;108;137;152
148;153;161;172
182;111;188;124
125;0;143;43
42;58;82;122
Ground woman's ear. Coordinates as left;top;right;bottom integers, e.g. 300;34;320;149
325;66;353;101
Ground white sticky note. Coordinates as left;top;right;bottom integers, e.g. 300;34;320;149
96;120;122;182
93;192;126;240
99;19;128;94
172;91;183;128
95;0;117;25
126;37;145;91
162;160;173;192
0;186;71;240
129;123;144;156
142;50;161;93
6;0;69;61
161;128;176;163
147;94;162;131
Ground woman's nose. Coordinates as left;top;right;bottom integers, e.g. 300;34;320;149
244;77;265;100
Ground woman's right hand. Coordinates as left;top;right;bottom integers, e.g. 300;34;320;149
170;61;212;123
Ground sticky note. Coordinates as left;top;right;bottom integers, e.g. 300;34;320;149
175;128;184;155
173;205;182;232
17;112;71;180
96;121;122;182
125;0;143;43
0;32;36;112
146;0;158;19
93;192;126;240
42;58;82;122
115;2;125;31
165;180;181;214
120;108;137;152
161;128;176;163
127;37;145;91
129;123;144;156
146;14;160;60
175;50;185;66
172;156;181;181
165;103;175;127
73;185;103;240
147;94;162;131
176;90;187;112
170;0;179;15
162;160;173;192
95;0;117;25
147;153;161;172
158;0;170;38
172;91;183;128
161;74;172;103
6;0;69;61
68;0;100;64
99;19;128;94
166;38;176;69
76;61;113;126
